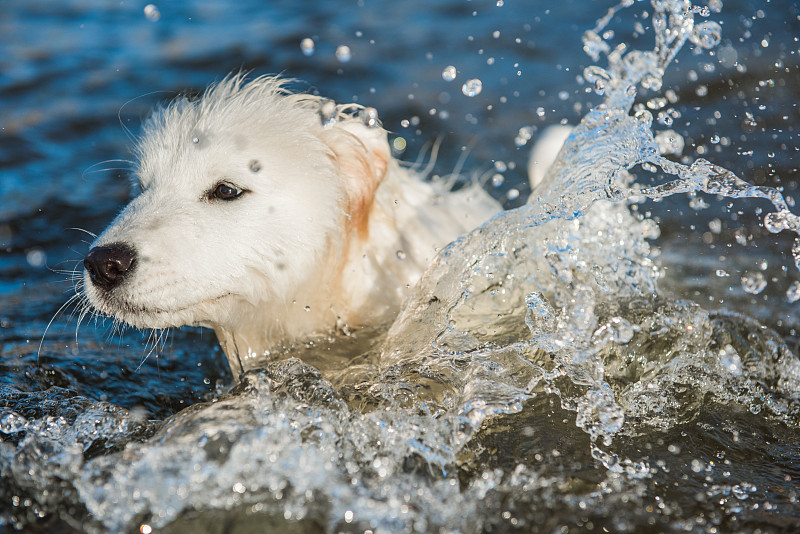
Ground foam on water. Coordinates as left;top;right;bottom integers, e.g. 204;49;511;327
2;1;800;532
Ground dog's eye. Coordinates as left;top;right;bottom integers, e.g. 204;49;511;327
208;183;246;201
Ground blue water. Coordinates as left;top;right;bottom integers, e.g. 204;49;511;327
1;0;799;532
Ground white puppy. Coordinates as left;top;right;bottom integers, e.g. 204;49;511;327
83;74;502;375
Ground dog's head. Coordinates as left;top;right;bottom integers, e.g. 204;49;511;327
83;75;389;334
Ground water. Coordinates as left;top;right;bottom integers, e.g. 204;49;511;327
2;0;799;532
462;78;484;97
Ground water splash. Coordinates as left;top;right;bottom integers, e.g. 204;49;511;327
544;0;800;269
383;0;800;452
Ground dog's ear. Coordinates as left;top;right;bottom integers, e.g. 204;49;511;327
319;121;390;237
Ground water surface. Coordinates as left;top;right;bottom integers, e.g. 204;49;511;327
1;1;799;532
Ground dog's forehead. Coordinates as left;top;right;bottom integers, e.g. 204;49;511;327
137;126;247;185
134;89;329;191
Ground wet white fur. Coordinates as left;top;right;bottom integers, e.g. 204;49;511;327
84;75;503;375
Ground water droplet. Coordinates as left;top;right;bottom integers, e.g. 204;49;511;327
646;97;667;110
582;30;610;61
689;196;709;210
525;292;556;337
300;38;315;56
691;21;722;49
395;250;406;260
461;78;482;97
719;344;742;376
493;160;507;172
608;317;634;343
715;269;729;277
392;137;406;153
319;100;338;127
641;73;662;91
359;107;380;128
26;248;46;268
0;411;27;433
442;65;457;82
734;228;749;245
634;109;653;124
593;79;606;95
192;137;200;144
506;188;520;201
491;174;504;188
576;389;625;441
249;160;261;173
786;281;800;303
496;0;504;5
335;45;351;63
657;111;673;126
741;271;767;294
143;4;160;21
763;210;794;234
304;305;311;312
732;482;757;500
514;126;534;147
654;130;684;155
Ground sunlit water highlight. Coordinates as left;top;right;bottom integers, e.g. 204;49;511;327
1;1;799;533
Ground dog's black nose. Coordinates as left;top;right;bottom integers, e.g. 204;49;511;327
84;243;137;290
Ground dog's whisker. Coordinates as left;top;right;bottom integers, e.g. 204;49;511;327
67;227;98;239
118;90;173;142
37;292;84;362
75;299;93;344
81;166;134;178
82;159;135;176
137;328;166;372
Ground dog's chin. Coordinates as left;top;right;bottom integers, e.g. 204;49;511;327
111;307;203;330
85;284;229;330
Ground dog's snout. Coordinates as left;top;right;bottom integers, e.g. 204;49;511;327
84;243;137;290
